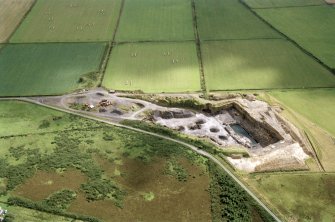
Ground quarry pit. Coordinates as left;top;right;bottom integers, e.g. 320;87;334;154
34;89;311;173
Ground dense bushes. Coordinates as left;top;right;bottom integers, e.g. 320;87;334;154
0;147;40;190
42;190;76;210
81;179;125;208
208;162;275;222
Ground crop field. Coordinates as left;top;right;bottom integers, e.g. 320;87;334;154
201;39;335;90
115;0;194;42
0;0;35;43
244;173;335;221
103;42;201;93
10;0;122;43
194;0;280;40
255;5;335;69
244;0;325;8
0;43;106;96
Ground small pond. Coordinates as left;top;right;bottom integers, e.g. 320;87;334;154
230;124;258;145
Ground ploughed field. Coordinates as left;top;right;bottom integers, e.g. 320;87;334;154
0;0;35;43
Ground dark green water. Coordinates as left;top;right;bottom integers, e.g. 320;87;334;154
230;124;257;145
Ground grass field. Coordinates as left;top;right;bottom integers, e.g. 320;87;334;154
201;39;335;90
194;0;280;40
255;5;335;69
0;101;102;137
0;0;35;43
244;173;335;221
270;89;335;137
103;42;201;93
115;0;194;42
0;43;106;96
10;0;122;43
244;0;325;8
4;206;73;222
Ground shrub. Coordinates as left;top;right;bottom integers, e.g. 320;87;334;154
39;120;50;129
42;189;76;210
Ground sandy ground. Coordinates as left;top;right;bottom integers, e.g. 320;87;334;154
0;0;35;42
228;143;309;172
325;0;335;4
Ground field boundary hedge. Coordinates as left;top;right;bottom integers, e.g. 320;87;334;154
99;0;126;86
239;0;335;74
191;0;207;97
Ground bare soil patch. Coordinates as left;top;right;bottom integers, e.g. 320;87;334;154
13;169;87;201
325;0;335;4
0;0;35;42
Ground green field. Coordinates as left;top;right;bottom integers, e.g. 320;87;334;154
0;43;106;96
103;42;201;93
3;206;73;222
0;101;103;137
115;0;194;41
195;0;280;40
255;5;335;69
244;0;325;8
10;0;122;42
270;89;335;137
245;173;335;221
201;39;335;90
